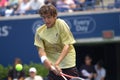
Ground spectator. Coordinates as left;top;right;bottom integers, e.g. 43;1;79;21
15;0;30;15
79;54;97;80
95;60;106;80
44;0;56;7
5;5;14;17
29;0;44;10
0;0;8;8
74;0;85;10
25;67;43;80
4;0;21;17
7;0;22;11
56;0;76;12
85;0;95;9
8;0;21;6
8;58;25;80
0;0;8;16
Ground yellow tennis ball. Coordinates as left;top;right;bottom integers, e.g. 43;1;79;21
15;64;23;71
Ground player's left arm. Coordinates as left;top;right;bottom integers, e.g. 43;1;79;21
54;19;76;74
55;44;69;65
55;44;70;69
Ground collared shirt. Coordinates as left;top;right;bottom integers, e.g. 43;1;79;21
34;18;76;69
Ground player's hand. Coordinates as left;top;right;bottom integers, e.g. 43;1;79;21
50;65;58;75
54;64;62;75
44;60;59;75
50;65;62;75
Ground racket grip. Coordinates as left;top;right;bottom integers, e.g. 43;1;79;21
50;65;56;71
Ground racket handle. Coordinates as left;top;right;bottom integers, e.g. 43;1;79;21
50;65;56;70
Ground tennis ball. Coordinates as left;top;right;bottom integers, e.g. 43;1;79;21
15;64;23;71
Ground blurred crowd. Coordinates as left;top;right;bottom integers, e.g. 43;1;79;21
0;0;103;17
0;0;120;17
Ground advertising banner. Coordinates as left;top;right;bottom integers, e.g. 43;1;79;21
0;10;120;66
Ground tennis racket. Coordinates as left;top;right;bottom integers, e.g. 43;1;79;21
50;66;85;80
60;72;85;80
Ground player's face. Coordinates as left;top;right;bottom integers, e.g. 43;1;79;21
42;14;57;28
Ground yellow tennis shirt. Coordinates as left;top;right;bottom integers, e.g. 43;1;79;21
34;18;76;69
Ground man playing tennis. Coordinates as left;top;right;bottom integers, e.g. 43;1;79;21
34;5;79;80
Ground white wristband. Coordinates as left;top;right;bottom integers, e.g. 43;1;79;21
41;56;47;63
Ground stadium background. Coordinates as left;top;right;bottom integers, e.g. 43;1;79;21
0;0;120;80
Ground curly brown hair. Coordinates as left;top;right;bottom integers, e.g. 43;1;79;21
39;5;57;17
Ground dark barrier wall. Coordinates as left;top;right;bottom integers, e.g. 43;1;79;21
0;10;120;66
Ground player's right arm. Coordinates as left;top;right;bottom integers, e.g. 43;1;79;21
34;31;57;73
37;47;51;69
34;31;51;69
37;47;58;74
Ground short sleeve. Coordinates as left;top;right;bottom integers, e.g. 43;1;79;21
34;32;44;49
59;20;76;45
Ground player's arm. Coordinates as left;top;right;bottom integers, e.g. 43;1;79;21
54;20;75;74
38;47;51;69
54;44;70;74
37;47;56;71
55;20;75;65
34;32;56;71
55;44;69;66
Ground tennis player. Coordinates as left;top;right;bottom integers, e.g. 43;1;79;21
34;5;79;80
